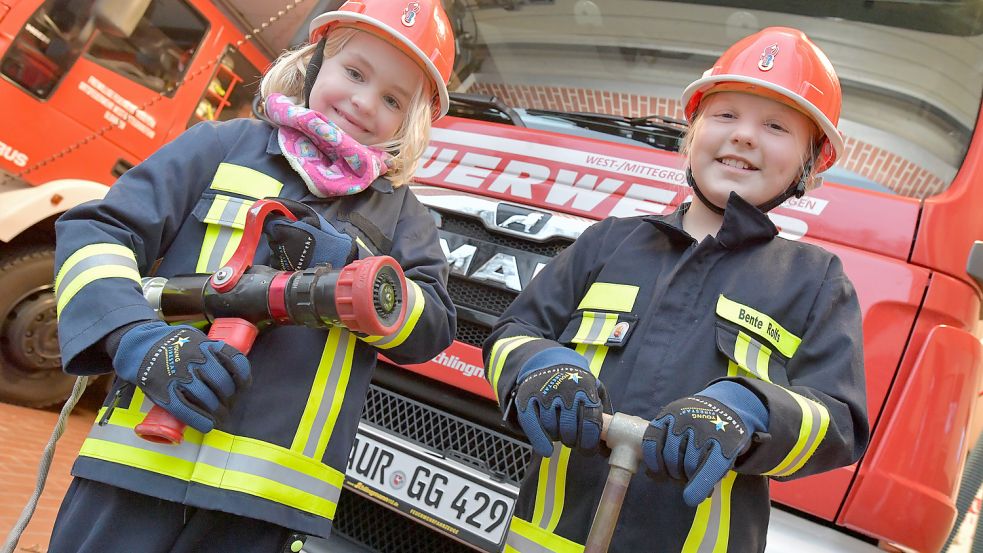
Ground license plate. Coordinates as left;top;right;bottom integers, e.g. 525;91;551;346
345;423;517;551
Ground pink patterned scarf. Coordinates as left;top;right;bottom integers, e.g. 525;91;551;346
265;93;392;197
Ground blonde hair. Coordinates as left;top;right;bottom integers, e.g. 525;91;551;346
681;105;823;192
260;27;433;187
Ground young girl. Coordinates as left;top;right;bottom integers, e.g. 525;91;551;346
484;27;869;552
48;1;456;551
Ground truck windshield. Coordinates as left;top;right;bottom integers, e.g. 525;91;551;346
445;0;983;198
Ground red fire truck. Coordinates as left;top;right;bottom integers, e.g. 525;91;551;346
1;1;982;552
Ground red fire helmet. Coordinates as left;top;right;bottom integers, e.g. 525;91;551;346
310;0;456;119
681;27;844;172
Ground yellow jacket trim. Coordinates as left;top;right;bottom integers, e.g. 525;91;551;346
210;162;284;198
733;331;772;383
55;243;140;317
682;471;736;553
362;280;425;350
487;336;539;401
505;516;585;553
763;390;830;477
577;282;638;313
716;295;800;358
81;406;343;519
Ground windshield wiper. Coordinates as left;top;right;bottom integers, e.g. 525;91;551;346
448;93;526;127
524;109;688;151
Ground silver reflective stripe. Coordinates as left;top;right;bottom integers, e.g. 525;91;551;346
88;422;200;462
536;448;564;527
743;336;767;380
202;198;245;272
304;329;355;458
776;400;824;476
55;253;138;298
88;422;341;504
209;196;250;226
506;529;557;553
581;346;602;368
696;482;725;553
197;446;341;504
582;314;609;344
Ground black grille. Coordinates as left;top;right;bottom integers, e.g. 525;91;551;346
333;490;476;553
361;385;531;485
448;276;518;316
438;212;572;257
456;319;491;349
334;386;532;552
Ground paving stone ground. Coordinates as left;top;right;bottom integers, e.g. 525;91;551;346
0;389;102;553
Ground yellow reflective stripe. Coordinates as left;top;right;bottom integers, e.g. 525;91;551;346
733;331;772;383
726;360;740;378
362;280;425;350
682;471;736;553
531;447;571;532
487;336;539;400
82;406;343;519
764;391;830;477
715;295;800;357
292;327;356;459
55;243;141;317
572;312;619;346
354;236;375;256
210;163;284;198
577;282;638;312
202;194;252;228
506;516;585;553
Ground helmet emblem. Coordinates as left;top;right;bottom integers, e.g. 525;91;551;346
757;43;779;71
401;2;421;27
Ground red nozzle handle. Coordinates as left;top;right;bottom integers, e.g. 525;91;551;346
134;318;258;444
211;199;297;293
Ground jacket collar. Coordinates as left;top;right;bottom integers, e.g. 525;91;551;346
645;192;778;248
265;124;394;194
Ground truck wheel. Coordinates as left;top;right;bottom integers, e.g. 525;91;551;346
0;245;75;407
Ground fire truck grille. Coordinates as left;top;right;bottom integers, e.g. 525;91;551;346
333;384;532;552
448;276;518;316
456;319;491;349
438;212;573;257
334;490;476;553
361;383;531;484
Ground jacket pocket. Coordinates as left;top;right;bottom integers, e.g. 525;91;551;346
559;310;639;348
715;320;791;387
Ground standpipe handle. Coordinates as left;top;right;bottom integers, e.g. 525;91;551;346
134;318;259;445
585;412;649;553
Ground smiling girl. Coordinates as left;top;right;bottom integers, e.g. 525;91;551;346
484;27;868;552
48;1;457;552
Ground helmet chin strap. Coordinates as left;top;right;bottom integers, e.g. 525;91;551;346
687;154;815;215
303;37;327;108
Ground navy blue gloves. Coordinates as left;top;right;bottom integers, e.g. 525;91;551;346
263;198;356;271
112;321;251;433
514;347;611;457
642;381;768;507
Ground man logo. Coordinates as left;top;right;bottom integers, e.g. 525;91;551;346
495;204;551;235
499;212;545;232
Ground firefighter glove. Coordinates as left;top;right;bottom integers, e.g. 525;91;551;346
514;347;611;457
263;198;356;271
112;321;252;434
642;381;768;507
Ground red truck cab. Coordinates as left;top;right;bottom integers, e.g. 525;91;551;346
0;0;269;405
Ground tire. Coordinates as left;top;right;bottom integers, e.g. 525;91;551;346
0;244;76;407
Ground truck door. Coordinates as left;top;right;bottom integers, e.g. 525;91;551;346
0;0;210;186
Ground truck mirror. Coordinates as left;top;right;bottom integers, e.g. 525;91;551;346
968;240;983;291
92;0;152;38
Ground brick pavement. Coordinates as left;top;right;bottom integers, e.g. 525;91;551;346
0;391;101;553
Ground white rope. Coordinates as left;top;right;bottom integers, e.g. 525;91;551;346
2;376;89;553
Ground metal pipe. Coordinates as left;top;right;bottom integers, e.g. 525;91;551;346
584;412;650;553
